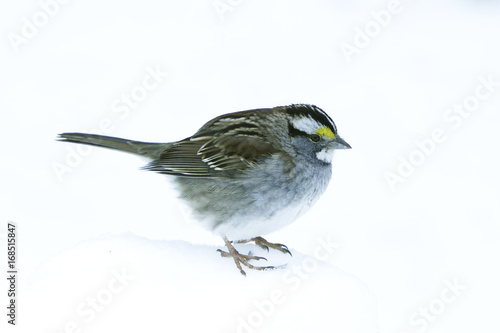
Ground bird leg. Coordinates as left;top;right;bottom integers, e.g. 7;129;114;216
236;236;292;256
218;236;277;276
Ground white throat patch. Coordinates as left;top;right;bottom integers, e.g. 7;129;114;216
316;148;334;163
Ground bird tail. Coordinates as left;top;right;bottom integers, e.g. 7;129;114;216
57;133;168;160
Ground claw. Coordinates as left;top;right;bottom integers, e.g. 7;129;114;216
218;249;267;262
258;244;270;252
237;237;292;256
219;237;279;276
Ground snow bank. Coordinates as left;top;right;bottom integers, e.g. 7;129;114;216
22;234;378;333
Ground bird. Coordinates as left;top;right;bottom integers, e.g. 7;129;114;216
58;104;351;275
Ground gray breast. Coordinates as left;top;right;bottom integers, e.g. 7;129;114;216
172;154;332;233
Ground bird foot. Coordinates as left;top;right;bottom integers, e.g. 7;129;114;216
219;237;281;276
237;236;292;256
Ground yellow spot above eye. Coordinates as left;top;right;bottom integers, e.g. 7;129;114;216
316;126;335;139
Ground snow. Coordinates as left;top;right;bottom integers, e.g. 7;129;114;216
21;234;377;333
1;0;500;332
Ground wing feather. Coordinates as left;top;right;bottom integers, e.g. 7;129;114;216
144;115;278;177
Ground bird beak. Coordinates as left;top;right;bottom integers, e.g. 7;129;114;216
332;136;351;149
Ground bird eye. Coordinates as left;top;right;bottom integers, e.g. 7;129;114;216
309;134;321;142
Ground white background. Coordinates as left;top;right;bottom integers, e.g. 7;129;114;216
1;0;500;332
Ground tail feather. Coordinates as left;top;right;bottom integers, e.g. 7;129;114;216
57;133;168;159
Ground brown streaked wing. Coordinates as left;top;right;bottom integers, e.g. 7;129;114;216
197;134;277;171
145;139;212;177
145;134;278;177
145;109;279;177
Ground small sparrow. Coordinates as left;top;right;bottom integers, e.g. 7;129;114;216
58;104;350;275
